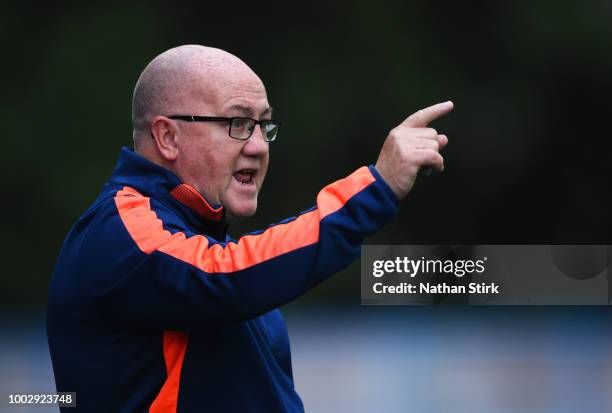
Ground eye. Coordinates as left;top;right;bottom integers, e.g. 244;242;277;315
231;118;251;131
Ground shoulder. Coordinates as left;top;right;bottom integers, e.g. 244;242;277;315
57;185;188;278
51;185;193;304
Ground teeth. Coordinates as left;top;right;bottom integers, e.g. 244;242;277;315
234;169;255;185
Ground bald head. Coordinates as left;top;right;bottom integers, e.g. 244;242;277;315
131;45;262;144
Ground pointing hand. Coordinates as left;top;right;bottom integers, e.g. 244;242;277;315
375;101;454;199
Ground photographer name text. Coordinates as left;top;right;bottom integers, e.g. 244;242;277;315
371;256;500;295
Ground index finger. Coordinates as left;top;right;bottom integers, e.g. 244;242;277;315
402;101;454;127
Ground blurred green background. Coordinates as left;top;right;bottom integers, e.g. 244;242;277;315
1;1;611;308
1;3;612;412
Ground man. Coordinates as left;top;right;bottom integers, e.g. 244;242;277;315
47;45;452;412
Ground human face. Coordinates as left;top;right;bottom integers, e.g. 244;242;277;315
174;75;271;223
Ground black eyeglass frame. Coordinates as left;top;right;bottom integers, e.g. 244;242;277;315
167;115;281;142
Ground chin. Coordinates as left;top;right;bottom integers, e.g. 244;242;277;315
225;201;258;223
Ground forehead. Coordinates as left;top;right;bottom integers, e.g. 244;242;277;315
203;70;270;116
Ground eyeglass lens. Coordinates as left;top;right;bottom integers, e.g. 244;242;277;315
230;118;279;141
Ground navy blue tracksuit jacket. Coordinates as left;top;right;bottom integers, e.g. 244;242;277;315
47;147;398;412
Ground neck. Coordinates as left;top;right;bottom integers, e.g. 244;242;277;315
134;137;175;173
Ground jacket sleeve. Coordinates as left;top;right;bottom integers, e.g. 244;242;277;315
89;166;397;330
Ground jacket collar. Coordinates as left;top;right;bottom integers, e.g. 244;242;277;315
109;147;226;231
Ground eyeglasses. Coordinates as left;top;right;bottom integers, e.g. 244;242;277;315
168;115;281;142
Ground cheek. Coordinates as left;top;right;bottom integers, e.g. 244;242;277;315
198;155;228;188
182;141;229;188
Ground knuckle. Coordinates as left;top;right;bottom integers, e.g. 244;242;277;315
419;140;438;151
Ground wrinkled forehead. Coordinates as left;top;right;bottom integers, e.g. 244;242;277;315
188;65;271;117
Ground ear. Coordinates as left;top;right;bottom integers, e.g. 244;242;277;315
151;116;180;161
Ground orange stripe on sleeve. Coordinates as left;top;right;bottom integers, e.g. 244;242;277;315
114;166;375;273
149;331;189;413
316;166;375;217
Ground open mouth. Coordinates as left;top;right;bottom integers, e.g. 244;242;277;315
233;169;256;185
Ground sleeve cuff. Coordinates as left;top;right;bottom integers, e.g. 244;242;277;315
368;165;399;205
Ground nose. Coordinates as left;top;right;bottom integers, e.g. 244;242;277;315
242;124;269;157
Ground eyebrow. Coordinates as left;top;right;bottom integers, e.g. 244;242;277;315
228;104;274;118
